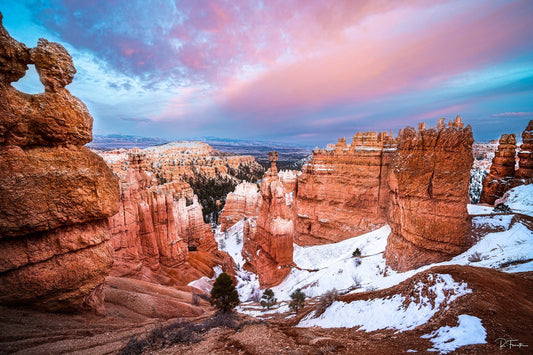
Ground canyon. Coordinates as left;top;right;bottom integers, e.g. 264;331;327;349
1;13;532;354
225;117;482;280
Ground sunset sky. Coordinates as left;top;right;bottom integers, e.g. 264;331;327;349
2;0;532;146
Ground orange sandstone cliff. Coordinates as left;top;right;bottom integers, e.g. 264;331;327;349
294;132;396;245
384;117;474;271
0;16;120;314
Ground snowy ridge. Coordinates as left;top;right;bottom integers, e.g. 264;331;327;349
495;184;533;217
421;315;487;354
298;274;471;331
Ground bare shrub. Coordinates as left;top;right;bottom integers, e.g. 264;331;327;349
314;289;338;318
353;257;362;267
352;275;361;288
468;251;486;263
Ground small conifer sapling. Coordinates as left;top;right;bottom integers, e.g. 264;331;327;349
210;272;240;313
260;288;277;310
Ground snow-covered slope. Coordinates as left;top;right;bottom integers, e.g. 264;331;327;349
208;184;532;327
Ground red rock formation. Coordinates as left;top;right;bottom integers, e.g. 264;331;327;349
0;15;119;314
219;182;261;231
480;134;517;205
384;117;474;271
294;131;396;245
515;120;533;181
242;152;294;287
109;151;220;285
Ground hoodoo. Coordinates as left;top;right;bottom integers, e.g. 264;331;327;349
242;152;296;287
0;15;120;314
384;117;474;271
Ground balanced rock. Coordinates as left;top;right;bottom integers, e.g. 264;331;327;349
0;13;119;313
384;118;474;271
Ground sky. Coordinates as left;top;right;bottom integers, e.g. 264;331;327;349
1;0;532;146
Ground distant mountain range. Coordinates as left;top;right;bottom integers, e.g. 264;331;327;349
88;134;313;170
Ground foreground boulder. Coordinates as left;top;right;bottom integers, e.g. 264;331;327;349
0;13;119;313
384;117;474;271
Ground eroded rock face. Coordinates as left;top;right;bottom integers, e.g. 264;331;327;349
480;134;517;205
0;14;119;313
219;182;261;231
242;153;294;287
516;120;533;181
108;152;223;286
384;117;474;271
294;132;396;245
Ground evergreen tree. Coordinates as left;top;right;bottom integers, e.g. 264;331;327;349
260;288;277;310
289;288;306;313
210;272;240;313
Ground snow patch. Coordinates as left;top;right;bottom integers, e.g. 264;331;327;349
472;215;513;229
496;184;533;217
421;315;486;354
298;274;471;331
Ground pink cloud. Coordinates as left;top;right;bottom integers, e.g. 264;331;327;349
218;1;533;120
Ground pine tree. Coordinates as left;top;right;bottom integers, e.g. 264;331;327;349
210;272;240;313
260;288;277;310
289;288;306;313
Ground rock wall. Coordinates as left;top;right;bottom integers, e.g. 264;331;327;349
294;132;396;245
242;152;295;287
479;134;517;205
98;143;264;224
384;117;474;271
0;15;119;314
108;152;221;285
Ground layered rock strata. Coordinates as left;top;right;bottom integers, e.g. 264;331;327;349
0;15;119;313
480;134;517;205
384;116;474;271
515;120;533;181
294;131;396;245
242;152;295;287
109;152;223;285
219;182;261;232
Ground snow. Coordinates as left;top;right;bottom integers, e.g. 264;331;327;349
450;222;533;271
496;184;533;217
214;220;261;301
218;183;532;337
272;226;393;301
467;204;495;215
472;215;513;229
298;274;471;331
421;315;486;354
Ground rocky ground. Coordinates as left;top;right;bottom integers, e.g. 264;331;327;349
0;266;531;354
